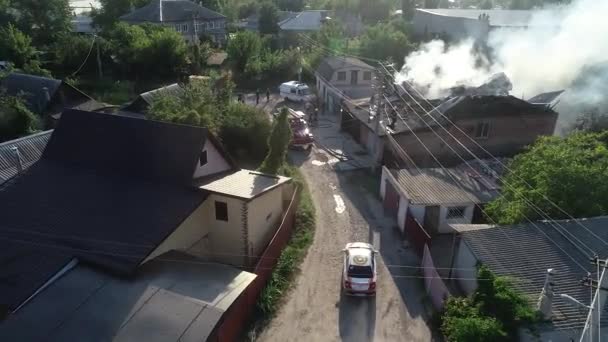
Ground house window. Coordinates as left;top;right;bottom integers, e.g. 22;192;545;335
475;122;490;139
363;71;372;81
446;206;466;219
199;150;208;166
350;70;359;85
182;24;188;32
174;24;181;32
337;71;346;81
215;201;228;221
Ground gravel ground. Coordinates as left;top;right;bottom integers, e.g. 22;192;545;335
255;139;435;342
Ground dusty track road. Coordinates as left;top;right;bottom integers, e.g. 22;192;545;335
255;143;434;342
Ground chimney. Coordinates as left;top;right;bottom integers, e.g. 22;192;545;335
537;268;556;320
11;146;23;174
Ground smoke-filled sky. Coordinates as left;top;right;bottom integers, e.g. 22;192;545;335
396;0;608;102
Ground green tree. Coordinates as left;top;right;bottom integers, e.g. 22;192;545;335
275;0;304;11
0;24;36;68
227;31;262;73
424;0;439;8
237;1;260;19
9;0;72;47
402;0;416;20
259;2;280;34
570;109;608;133
358;22;413;66
145;27;189;77
441;297;507;342
485;132;608;224
189;42;212;75
259;107;292;174
0;92;38;142
92;0;151;31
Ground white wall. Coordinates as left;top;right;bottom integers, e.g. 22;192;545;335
329;67;374;86
380;167;388;199
454;240;478;295
142;201;210;264
204;194;247;267
397;197;409;233
438;205;474;234
409;205;426;224
192;139;232;179
247;186;285;258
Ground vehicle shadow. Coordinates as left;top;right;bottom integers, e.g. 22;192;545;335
338;294;376;342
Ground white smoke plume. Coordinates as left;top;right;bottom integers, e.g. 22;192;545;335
397;0;608;108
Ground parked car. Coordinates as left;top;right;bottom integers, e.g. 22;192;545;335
279;81;315;103
341;242;377;296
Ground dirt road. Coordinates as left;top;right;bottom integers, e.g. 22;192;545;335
255;125;434;341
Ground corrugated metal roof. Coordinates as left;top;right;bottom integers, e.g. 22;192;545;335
280;10;328;31
0;131;52;185
390;166;499;205
459;216;608;331
199;169;290;200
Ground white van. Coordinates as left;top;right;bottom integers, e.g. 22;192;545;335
279;81;314;103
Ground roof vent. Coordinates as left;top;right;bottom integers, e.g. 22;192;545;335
537;268;556;320
10;146;23;173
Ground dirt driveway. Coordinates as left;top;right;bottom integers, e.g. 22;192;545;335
255;119;434;342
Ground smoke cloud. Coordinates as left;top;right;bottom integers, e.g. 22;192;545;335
397;0;608;126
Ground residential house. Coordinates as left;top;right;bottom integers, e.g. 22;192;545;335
0;130;52;186
412;8;542;41
316;56;375;115
341;94;558;167
0;109;293;323
0;73;104;127
380;162;500;235
448;217;608;341
120;0;227;44
237;10;299;32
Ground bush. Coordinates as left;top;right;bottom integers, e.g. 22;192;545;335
0;93;38;142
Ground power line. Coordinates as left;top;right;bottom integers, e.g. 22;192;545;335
68;34;97;78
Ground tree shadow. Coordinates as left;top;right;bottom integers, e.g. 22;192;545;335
338;294;377;342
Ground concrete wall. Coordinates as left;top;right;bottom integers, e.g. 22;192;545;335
192;139;232;179
397;197;409;233
438;205;474;233
454;240;478;295
204;194;247;266
393;112;558;168
409;204;426;223
382;166;410;233
247;186;284;258
143;201;210;263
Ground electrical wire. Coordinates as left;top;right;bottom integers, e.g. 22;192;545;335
68;35;97;77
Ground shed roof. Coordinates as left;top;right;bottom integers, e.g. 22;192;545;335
458;216;608;332
1;73;61;113
0;130;52;185
389;166;499;205
120;0;225;23
279;10;328;31
316;56;374;82
0;251;256;341
199;169;291;200
416;8;538;27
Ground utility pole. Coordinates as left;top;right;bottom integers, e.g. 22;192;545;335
371;64;387;173
580;257;608;342
95;35;103;80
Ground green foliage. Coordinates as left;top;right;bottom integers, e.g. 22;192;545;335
0;24;36;69
275;0;304;11
481;0;494;9
259;2;280;34
5;0;72;47
188;42;212;75
227;31;262;73
441;266;538;342
259;107;292;174
570;109;608;133
237;1;259;19
357;21;413;66
0;93;38;142
92;0;152;31
485;132;608;224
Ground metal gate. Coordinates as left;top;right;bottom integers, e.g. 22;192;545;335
383;180;399;217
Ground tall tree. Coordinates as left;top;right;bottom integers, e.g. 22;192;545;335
402;0;416;20
92;0;151;31
275;0;304;12
0;24;36;68
259;2;280;34
481;0;494;9
259;107;292;174
226;31;262;73
486;132;608;224
358;22;413;67
10;0;72;46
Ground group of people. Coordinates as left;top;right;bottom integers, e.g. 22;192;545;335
237;88;271;104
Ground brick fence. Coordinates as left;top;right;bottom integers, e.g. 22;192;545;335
210;186;301;341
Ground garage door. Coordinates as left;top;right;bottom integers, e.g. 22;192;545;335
383;180;399;217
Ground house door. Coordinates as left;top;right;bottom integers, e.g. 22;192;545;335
351;70;359;85
383;180;399;217
424;205;440;235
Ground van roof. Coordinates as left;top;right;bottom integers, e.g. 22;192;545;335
282;81;308;88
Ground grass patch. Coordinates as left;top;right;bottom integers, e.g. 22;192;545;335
247;164;316;339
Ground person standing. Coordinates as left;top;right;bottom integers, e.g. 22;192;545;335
256;89;260;105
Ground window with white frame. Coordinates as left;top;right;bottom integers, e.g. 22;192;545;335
174;24;181;32
182;24;188;32
475;122;490;139
446;206;466;219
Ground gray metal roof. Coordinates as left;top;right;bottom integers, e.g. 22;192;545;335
416;8;538;27
457;216;608;332
316;56;374;82
389;166;499;205
0;131;52;185
120;0;225;23
199;169;291;200
528;90;564;104
237;10;298;31
0;252;256;342
0;73;61;114
280;10;328;32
